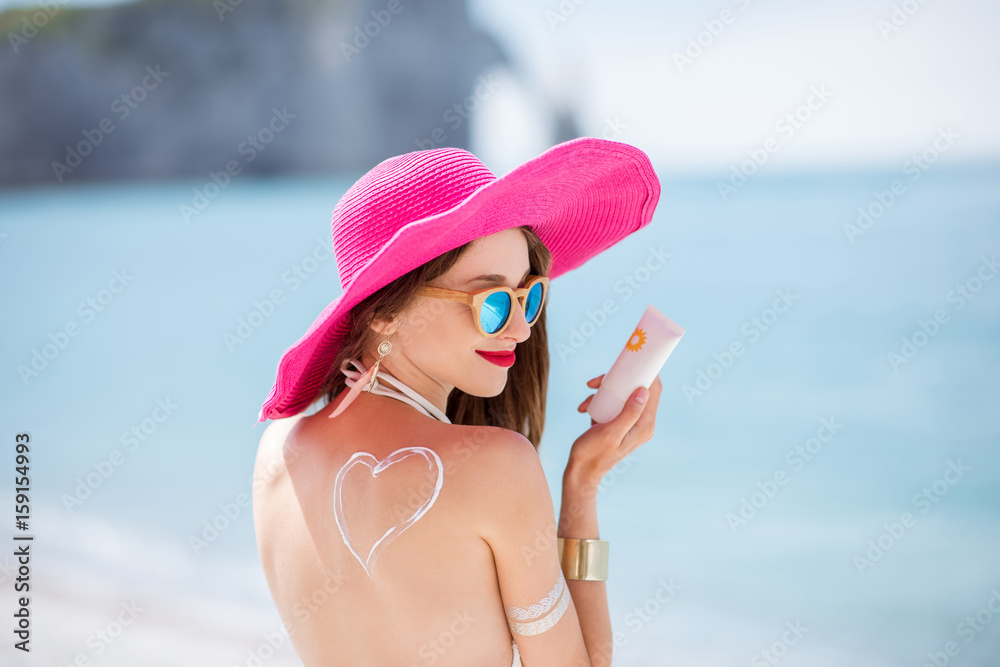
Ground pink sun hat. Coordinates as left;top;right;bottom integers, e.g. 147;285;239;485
256;136;662;424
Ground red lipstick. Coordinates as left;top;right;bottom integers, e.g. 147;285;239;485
476;349;515;367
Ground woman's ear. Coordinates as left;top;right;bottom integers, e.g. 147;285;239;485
369;315;400;338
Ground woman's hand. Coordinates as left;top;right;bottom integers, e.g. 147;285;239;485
567;373;663;494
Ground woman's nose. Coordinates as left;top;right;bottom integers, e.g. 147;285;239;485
502;298;532;341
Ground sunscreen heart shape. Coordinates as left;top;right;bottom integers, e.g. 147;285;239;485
333;446;443;580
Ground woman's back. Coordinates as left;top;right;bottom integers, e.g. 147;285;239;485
253;389;523;666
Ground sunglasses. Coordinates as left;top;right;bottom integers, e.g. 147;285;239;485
415;275;549;337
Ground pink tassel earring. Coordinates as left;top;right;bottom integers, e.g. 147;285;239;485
366;340;392;392
328;340;391;420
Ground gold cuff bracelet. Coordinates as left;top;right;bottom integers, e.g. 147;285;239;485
557;537;609;581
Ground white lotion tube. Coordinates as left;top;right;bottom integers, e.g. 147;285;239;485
587;305;685;424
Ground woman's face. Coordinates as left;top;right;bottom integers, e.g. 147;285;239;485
375;228;535;407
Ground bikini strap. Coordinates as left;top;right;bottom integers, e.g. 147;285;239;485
340;358;451;424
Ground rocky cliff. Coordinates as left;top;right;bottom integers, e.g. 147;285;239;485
0;0;506;186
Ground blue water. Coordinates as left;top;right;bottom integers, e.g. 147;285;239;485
1;161;998;665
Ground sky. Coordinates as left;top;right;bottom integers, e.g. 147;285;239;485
467;0;1000;175
3;0;997;176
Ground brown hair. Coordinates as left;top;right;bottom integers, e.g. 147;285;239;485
315;226;552;450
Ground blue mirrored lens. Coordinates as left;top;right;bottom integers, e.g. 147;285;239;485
481;291;511;334
525;282;543;322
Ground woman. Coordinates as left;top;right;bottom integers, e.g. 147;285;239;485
253;137;664;666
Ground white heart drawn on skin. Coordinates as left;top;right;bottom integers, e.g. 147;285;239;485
333;446;443;580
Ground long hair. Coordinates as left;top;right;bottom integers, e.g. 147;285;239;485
314;225;552;450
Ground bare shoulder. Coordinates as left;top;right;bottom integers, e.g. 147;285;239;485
438;424;553;541
253;414;308;492
438;424;540;482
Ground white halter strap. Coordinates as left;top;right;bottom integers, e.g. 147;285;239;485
340;358;451;424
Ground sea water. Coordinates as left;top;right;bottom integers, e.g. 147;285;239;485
1;161;997;664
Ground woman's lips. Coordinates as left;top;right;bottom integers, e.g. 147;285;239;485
476;350;515;367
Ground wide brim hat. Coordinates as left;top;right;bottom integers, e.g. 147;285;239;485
257;136;661;423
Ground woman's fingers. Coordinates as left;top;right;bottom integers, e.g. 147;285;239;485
579;374;605;412
597;385;649;447
620;375;663;452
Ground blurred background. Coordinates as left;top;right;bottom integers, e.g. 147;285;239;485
1;0;998;665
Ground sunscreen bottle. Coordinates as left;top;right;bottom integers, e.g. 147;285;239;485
587;305;685;424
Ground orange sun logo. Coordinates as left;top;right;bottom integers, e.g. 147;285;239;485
626;327;646;352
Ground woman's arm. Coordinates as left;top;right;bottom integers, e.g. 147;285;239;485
558;468;612;667
562;373;664;667
479;373;662;666
479;428;592;666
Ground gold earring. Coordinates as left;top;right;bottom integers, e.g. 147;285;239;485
367;339;392;392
